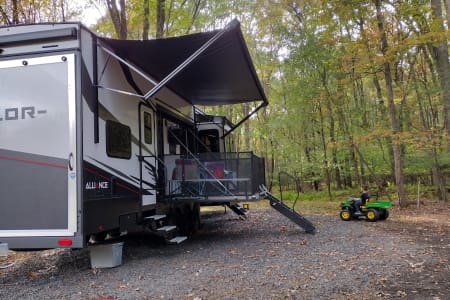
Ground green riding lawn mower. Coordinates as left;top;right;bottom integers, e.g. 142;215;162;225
339;197;392;222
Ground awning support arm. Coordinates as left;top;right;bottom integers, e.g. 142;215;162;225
222;101;267;138
100;45;159;86
143;19;240;102
99;44;158;111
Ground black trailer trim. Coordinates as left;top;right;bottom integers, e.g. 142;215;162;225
93;36;100;144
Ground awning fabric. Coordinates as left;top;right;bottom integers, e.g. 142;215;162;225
99;20;268;106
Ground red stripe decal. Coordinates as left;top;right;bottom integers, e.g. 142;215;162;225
0;154;68;169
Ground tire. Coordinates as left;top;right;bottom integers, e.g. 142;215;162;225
366;208;379;222
172;203;201;237
340;209;352;221
379;209;389;220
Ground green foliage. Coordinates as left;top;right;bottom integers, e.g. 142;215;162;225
2;0;449;203
48;0;450;198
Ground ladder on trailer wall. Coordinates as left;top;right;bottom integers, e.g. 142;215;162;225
259;185;316;234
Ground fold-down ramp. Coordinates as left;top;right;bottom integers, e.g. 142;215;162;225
259;185;316;234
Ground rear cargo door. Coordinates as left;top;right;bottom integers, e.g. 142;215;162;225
0;54;77;238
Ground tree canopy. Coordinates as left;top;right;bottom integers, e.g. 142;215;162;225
2;0;449;205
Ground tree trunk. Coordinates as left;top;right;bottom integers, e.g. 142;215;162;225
344;156;352;188
119;0;127;38
359;16;396;185
318;102;332;200
268;138;275;191
432;147;448;201
142;0;149;40
375;0;408;207
431;0;450;143
413;54;449;202
332;146;342;189
156;0;165;38
242;103;250;151
0;4;11;25
12;0;19;24
186;0;202;34
333;103;360;187
446;0;450;25
321;71;342;189
59;0;65;22
106;0;127;39
350;140;361;186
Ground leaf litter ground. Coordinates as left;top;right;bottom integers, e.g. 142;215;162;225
1;201;449;299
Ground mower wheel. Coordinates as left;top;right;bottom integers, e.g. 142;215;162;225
366;208;379;222
379;209;389;220
340;209;352;221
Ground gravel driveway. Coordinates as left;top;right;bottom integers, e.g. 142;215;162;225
1;204;447;299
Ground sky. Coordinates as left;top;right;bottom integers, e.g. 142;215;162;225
78;0;105;26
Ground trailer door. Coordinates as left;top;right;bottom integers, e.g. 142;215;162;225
139;104;157;206
0;54;77;245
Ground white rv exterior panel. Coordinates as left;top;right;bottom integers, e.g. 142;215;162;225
83;53;146;185
0;53;77;237
82;42;195;207
0;55;72;158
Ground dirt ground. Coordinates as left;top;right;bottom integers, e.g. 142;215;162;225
376;203;450;299
1;201;450;299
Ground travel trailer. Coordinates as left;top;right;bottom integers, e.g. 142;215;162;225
0;20;314;254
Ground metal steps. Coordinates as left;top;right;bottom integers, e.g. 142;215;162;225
143;214;187;244
227;203;248;218
168;236;188;244
144;214;166;221
157;225;177;233
259;185;316;234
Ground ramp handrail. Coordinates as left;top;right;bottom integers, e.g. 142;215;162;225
278;171;301;209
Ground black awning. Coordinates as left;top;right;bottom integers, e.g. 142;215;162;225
98;20;267;106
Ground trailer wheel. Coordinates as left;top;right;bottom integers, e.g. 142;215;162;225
192;203;201;232
171;203;200;237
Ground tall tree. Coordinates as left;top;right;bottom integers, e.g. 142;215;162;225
374;0;407;207
156;0;165;38
430;0;450;143
106;0;127;39
142;0;150;40
12;0;18;24
431;0;450;202
446;0;450;24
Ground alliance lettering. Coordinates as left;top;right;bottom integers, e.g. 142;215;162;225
85;181;109;190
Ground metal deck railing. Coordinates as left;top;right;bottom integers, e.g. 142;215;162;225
163;152;265;202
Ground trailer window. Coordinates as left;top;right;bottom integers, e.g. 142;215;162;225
144;112;152;144
106;120;132;159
